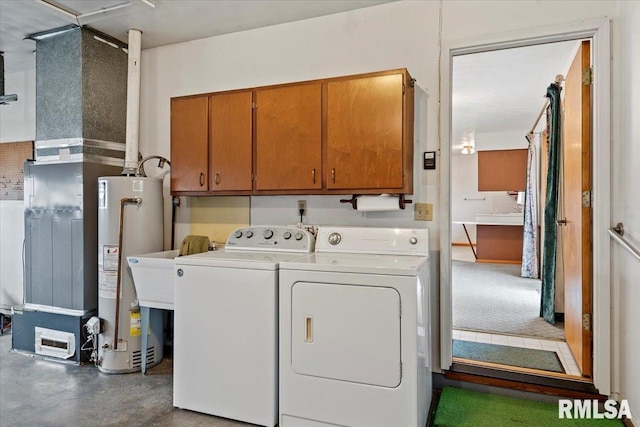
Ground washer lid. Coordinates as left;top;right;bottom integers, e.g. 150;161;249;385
174;249;308;270
280;252;428;276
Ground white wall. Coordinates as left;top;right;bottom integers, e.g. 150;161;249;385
0;69;35;312
611;0;640;416
0;70;36;142
139;1;442;249
475;130;529;151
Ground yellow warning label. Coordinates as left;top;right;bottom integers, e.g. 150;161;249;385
130;311;141;337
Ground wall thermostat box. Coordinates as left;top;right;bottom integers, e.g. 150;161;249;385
424;151;436;170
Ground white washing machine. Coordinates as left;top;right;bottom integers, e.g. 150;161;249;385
279;226;431;427
173;226;315;427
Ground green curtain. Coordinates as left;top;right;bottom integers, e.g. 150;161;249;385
540;83;562;324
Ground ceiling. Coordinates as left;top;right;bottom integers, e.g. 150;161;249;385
0;0;393;74
452;40;580;153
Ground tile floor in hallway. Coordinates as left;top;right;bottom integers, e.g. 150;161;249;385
453;328;582;376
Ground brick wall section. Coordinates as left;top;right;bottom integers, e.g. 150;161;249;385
0;141;33;200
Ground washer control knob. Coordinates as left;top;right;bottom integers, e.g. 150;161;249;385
246;230;254;238
410;237;418;245
234;230;243;238
263;229;274;240
328;232;342;245
294;232;304;241
283;231;292;240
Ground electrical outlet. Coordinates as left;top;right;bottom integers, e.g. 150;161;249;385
414;203;433;221
298;200;307;213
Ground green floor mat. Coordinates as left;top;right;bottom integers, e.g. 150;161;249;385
433;387;624;427
453;339;565;373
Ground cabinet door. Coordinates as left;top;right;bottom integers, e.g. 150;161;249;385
255;84;322;191
326;74;404;190
171;96;209;192
209;92;253;191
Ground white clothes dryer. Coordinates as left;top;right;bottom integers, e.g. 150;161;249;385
279;226;431;427
173;226;314;427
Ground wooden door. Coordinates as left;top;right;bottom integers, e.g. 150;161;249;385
209;92;253;191
170;96;209;192
326;74;404;190
254;83;322;191
562;40;592;377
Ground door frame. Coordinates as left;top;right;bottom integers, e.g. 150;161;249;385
439;19;611;395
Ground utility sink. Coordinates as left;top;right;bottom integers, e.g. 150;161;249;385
127;249;179;310
474;213;524;225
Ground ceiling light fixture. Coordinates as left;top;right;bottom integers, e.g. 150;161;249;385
140;0;156;8
461;143;475;155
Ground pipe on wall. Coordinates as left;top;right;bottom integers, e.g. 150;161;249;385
123;29;142;175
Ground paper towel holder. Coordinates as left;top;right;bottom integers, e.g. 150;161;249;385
339;194;413;210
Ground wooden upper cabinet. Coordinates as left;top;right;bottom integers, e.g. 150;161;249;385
255;84;322;191
171;96;209;192
477;149;528;191
170;69;415;195
209;91;253;191
325;72;412;192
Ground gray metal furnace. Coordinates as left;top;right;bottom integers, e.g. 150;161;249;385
11;26;128;364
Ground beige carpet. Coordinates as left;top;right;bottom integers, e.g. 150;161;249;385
452;260;565;340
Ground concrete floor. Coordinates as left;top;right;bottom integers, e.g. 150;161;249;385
0;332;255;427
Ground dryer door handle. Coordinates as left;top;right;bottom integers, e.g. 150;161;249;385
304;316;313;342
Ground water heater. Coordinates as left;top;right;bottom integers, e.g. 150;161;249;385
97;176;164;373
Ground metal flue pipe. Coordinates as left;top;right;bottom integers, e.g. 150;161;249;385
123;29;142;175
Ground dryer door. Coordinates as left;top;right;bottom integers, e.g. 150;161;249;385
291;282;401;387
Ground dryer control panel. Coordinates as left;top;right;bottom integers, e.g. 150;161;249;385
316;226;429;256
225;226;315;253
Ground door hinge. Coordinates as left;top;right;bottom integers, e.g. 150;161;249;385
251;174;255;182
402;83;405;95
582;190;592;207
399;300;402;318
582;67;593;86
252;101;257;110
583;313;591;331
400;362;403;378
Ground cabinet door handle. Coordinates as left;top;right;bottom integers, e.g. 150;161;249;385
199;172;204;187
331;168;336;183
312;169;316;184
215;173;220;185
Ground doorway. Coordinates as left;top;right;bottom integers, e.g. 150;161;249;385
440;20;612;395
450;41;583;378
